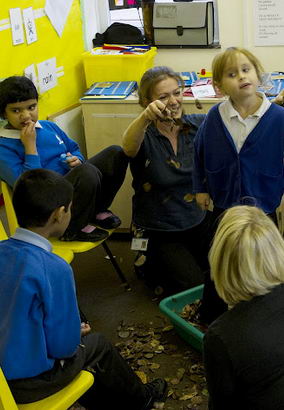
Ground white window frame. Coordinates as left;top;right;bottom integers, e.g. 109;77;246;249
81;0;110;50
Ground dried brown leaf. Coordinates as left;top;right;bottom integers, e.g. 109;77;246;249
161;325;174;332
118;330;130;339
179;391;198;401
176;368;186;380
191;396;203;405
150;363;160;370
135;370;147;384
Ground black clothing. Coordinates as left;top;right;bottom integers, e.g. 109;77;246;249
203;284;284;410
130;115;206;231
140;211;212;292
9;333;151;410
65;145;128;235
130;114;210;293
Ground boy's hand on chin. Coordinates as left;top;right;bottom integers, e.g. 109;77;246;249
20;121;37;153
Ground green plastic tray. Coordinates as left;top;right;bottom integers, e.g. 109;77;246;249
159;285;204;352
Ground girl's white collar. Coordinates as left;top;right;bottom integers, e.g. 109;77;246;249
0;121;42;139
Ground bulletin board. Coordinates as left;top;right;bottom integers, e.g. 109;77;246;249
0;0;86;119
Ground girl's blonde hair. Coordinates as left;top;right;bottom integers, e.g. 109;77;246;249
212;47;264;90
209;206;284;306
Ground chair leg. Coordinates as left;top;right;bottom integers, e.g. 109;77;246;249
102;241;131;290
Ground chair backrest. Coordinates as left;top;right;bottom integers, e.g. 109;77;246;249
0;367;18;410
0;220;8;240
1;181;18;236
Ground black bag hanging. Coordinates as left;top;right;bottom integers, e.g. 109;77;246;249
93;22;145;46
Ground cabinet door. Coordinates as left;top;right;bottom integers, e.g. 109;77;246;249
82;101;142;230
183;99;218;114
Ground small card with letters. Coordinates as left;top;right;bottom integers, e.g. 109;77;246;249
131;238;149;251
191;84;216;98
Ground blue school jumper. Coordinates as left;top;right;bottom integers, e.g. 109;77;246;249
0;120;84;187
193;104;284;213
0;228;81;380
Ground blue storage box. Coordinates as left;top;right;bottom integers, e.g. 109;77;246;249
159;285;204;352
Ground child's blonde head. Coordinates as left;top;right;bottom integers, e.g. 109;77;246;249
212;47;264;90
209;206;284;306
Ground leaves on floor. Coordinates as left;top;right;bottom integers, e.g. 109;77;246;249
115;319;208;409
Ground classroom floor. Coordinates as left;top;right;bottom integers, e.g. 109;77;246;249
0;204;208;409
72;233;208;410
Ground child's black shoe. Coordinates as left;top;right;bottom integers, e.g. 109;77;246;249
144;378;168;409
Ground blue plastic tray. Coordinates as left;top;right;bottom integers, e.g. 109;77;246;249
159;285;204;352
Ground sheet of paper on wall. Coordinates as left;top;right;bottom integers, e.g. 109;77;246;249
191;84;216;99
254;0;284;46
37;57;58;94
24;64;38;88
44;0;73;37
22;7;37;44
9;8;25;45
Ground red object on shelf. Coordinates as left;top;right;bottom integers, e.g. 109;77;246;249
200;68;206;76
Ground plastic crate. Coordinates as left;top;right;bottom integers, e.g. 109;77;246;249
82;47;157;88
159;285;204;352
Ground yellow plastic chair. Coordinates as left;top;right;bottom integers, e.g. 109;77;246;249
0;367;94;410
1;181;129;289
0;213;74;264
0;219;8;240
0;181;74;264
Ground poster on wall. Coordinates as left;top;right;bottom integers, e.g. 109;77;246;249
24;64;38;87
254;0;284;46
9;8;25;45
37;57;57;93
23;7;38;44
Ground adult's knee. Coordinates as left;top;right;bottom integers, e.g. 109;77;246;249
105;145;129;166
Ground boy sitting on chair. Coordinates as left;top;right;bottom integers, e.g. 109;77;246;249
0;76;128;242
0;169;167;409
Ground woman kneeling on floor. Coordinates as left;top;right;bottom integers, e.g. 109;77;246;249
122;66;212;295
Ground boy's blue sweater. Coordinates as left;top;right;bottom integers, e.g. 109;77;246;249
193;103;284;213
0;120;85;187
0;234;81;380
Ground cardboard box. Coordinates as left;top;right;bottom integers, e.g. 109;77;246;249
153;1;214;46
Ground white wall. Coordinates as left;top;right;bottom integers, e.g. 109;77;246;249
48;106;87;157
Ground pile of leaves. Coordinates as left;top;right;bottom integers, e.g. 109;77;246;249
179;301;208;334
115;319;208;409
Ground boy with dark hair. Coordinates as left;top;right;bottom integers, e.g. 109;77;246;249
0;76;128;242
0;168;167;409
